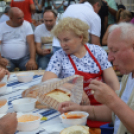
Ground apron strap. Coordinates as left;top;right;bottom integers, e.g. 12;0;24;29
68;44;102;73
68;55;78;71
84;44;102;73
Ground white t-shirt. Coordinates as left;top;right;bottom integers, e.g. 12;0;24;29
52;37;61;47
0;20;33;59
0;14;9;23
34;23;53;48
46;43;111;78
114;73;134;134
52;2;101;47
62;2;101;37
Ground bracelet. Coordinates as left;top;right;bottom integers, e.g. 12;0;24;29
93;106;96;120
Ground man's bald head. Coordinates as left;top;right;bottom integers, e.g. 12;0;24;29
9;7;23;18
8;7;24;27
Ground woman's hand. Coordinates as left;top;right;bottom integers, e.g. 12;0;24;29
81;91;90;105
58;101;82;114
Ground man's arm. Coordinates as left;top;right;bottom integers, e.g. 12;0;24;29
0;41;8;68
30;0;36;13
103;0;117;16
0;113;18;134
30;4;36;13
90;34;101;46
58;101;112;122
36;42;43;55
89;80;134;133
26;34;38;70
27;34;36;60
108;6;117;16
82;105;112;122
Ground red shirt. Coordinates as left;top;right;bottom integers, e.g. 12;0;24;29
11;0;34;23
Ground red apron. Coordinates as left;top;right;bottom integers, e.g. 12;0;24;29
68;44;109;128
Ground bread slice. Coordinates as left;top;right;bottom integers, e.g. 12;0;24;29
60;126;89;134
22;88;71;109
46;89;70;102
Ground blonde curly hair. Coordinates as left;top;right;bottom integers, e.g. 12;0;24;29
51;17;89;44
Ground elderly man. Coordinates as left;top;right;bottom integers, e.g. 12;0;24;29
0;7;37;71
34;9;57;69
58;23;134;134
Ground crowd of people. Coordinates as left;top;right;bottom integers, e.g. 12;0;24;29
0;0;134;134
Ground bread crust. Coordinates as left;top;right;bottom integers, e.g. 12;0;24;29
60;126;89;134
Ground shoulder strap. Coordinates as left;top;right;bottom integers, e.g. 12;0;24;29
84;45;102;73
112;75;128;125
68;55;78;71
119;75;129;97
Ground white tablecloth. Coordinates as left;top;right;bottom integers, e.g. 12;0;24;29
0;74;65;134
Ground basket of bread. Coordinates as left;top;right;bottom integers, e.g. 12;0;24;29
22;75;83;110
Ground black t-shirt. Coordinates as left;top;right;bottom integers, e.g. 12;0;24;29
98;1;108;40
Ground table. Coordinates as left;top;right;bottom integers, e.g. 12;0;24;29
1;71;101;134
11;70;45;76
1;71;62;134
